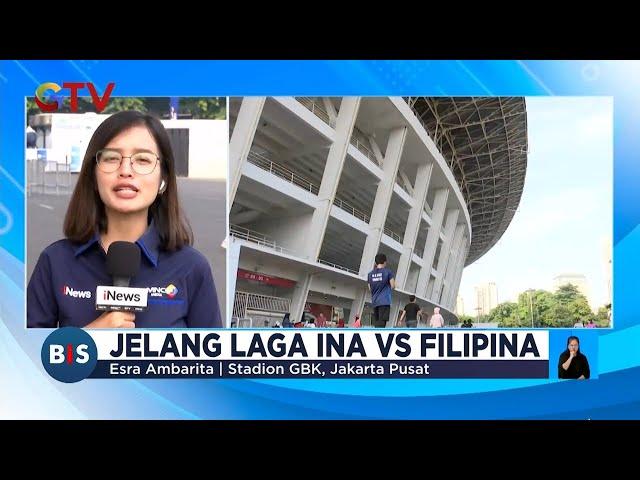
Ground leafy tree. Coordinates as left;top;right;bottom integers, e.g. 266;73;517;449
554;283;593;325
595;305;611;327
179;97;226;119
26;98;39;120
549;303;574;327
491;286;594;328
458;314;474;324
555;283;582;304
490;302;518;326
102;97;147;114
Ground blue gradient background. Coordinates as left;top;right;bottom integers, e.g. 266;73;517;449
1;60;637;419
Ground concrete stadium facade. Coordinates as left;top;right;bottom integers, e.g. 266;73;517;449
228;97;527;327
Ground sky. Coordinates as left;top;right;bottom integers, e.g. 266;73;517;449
458;97;613;315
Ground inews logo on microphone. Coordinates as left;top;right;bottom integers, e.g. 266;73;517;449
102;289;141;302
95;286;148;312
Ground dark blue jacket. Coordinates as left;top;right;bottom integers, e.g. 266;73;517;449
27;222;222;328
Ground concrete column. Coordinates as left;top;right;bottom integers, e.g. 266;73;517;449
442;237;464;309
227;239;242;328
440;224;464;308
446;255;465;309
396;162;433;289
431;209;460;302
229;97;266;205
389;296;402;328
416;188;449;296
444;240;467;308
349;286;368;325
452;237;468;307
368;135;384;167
302;97;361;261
426;276;436;299
289;273;313;324
322;97;338;125
447;240;468;307
359;126;408;275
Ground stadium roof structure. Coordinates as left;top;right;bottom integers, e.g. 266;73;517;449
406;97;528;265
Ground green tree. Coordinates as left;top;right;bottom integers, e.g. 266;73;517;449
549;303;574;327
554;283;593;325
595;305;611;327
179;97;226;119
102;97;147;114
490;302;519;327
458;315;474;324
530;290;556;327
555;283;582;304
26;98;39;121
516;290;539;327
458;315;474;327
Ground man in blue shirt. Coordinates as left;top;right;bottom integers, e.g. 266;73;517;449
367;253;396;328
27;221;222;328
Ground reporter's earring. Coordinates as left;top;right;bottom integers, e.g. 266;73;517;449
159;179;166;194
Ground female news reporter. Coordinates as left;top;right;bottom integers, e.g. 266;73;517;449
558;336;590;379
27;111;222;328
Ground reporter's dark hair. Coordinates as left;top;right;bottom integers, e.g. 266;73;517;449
375;253;387;265
409;295;416;302
63;111;192;251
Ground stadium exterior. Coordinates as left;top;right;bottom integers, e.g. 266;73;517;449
228;97;527;327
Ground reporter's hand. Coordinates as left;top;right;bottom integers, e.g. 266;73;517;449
569;350;576;358
85;311;136;329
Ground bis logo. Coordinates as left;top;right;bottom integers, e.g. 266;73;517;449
41;327;98;383
35;81;115;113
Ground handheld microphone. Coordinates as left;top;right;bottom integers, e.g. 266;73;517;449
106;241;140;287
95;241;148;312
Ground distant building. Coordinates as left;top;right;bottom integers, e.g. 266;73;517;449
455;295;465;316
474;282;498;317
553;273;593;310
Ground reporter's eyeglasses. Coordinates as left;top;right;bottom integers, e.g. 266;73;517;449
96;149;160;175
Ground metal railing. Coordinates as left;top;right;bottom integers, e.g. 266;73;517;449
383;227;403;244
405;99;431;136
231;317;253;328
349;132;377;164
230;224;297;255
317;258;359;275
246;150;373;228
332;197;370;223
247;150;319;195
235;291;291;315
295;97;334;127
27;159;72;196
